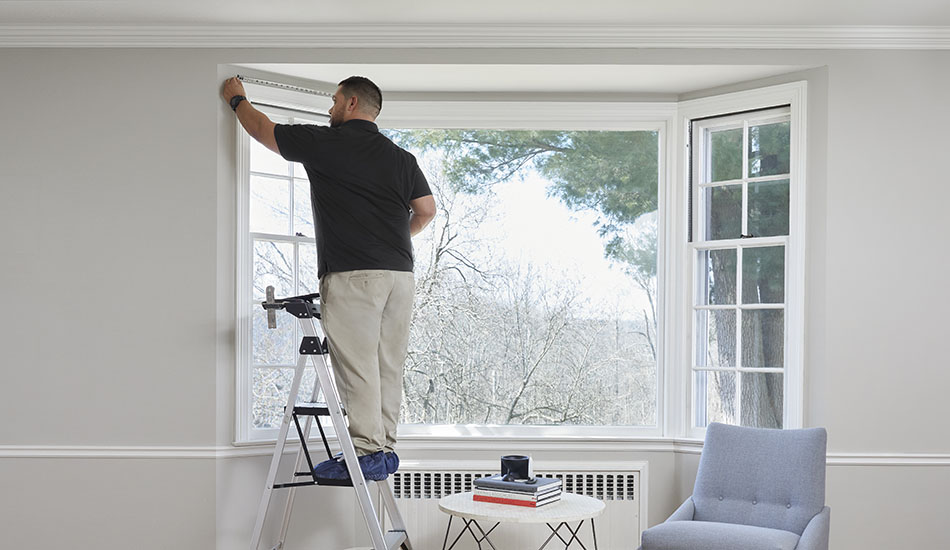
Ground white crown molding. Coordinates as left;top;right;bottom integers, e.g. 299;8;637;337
0;24;949;49
3;443;950;466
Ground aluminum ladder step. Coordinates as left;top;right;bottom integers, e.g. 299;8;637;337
292;402;332;416
384;530;408;550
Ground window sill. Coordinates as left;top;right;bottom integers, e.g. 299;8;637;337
229;431;704;456
236;423;663;444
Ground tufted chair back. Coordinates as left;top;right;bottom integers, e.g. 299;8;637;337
692;422;827;535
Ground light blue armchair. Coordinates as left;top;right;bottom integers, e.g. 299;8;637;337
640;423;830;550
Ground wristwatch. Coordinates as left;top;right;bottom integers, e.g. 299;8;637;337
229;95;247;111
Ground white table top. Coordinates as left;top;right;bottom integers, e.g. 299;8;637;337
438;492;605;524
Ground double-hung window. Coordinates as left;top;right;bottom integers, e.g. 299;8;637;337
236;92;332;440
687;95;804;432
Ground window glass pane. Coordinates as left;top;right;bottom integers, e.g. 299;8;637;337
741;309;784;369
742;246;785;304
252;367;317;429
697;370;736;426
250;139;289;177
388;128;659;426
253;240;295;300
294;178;314;237
250;175;291;235
699;248;737;305
696;309;736;368
704;185;742;240
748;179;789;237
708;127;742;182
740;372;783;428
299;243;318;295
748;121;790;178
252;307;296;366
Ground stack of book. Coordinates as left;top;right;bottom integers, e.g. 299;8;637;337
472;474;563;508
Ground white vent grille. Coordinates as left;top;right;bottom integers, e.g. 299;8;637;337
392;470;639;501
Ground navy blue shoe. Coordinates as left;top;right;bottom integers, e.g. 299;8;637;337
313;451;388;481
313;455;346;480
385;452;400;474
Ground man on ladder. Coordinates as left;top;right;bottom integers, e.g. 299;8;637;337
222;75;436;481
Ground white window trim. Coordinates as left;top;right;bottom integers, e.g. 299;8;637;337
232;80;807;445
381;101;677;442
235;82;333;443
234;92;677;443
674;81;807;440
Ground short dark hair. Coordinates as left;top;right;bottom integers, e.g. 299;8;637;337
338;76;382;117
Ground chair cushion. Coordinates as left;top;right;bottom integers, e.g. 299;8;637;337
640;520;800;550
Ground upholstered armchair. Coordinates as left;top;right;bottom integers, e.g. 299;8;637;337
639;422;830;550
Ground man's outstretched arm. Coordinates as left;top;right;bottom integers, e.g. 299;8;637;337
221;76;279;154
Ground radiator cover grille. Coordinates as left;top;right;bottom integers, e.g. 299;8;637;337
392;470;638;501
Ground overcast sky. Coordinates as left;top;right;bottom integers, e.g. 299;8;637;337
450;169;656;321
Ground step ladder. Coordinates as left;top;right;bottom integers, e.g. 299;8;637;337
250;286;412;550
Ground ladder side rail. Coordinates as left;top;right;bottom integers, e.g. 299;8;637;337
275;360;327;549
378;478;411;549
299;316;389;550
251;350;311;550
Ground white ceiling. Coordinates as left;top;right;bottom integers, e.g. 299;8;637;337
235;63;812;96
2;0;949;26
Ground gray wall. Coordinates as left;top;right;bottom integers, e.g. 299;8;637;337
1;47;948;550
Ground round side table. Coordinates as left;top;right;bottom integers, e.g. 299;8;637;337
438;491;605;550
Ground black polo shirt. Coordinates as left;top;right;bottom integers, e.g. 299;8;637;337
274;120;431;278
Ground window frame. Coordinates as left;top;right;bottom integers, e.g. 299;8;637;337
234;95;676;443
382;102;675;441
675;82;807;440
231;80;806;445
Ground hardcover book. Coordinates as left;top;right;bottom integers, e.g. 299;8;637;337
472;492;561;508
473;474;563;494
473;487;562;502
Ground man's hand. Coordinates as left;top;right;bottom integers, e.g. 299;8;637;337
221;76;280;154
221;76;247;105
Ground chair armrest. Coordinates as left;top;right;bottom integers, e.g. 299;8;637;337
665;497;695;522
796;506;831;550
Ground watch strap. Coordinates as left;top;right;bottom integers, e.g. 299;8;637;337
229;95;247;111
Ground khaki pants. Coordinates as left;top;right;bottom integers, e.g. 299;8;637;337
319;270;414;456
